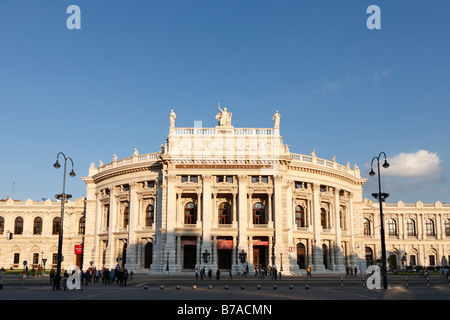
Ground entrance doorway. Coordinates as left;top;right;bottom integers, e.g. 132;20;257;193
217;238;233;270
144;242;153;268
218;250;232;269
183;245;196;269
253;246;268;269
297;243;306;269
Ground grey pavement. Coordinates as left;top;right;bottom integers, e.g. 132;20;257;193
1;272;449;301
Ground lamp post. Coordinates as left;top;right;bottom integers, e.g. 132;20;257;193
53;152;76;290
369;152;390;290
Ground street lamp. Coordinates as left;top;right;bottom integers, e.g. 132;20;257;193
53;152;75;290
369;152;389;290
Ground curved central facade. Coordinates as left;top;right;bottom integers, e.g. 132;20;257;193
82;108;366;273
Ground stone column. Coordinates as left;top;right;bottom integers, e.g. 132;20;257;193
312;183;325;272
105;186;117;269
273;175;284;269
165;174;177;272
201;175;213;263
333;188;344;272
237;175;248;260
125;183;139;270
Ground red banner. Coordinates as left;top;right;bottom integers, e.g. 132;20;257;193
217;240;233;249
253;240;269;246
74;245;83;255
181;240;197;246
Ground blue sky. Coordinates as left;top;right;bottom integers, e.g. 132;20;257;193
0;0;449;204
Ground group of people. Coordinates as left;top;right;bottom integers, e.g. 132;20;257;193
253;265;282;279
49;266;134;291
345;265;359;277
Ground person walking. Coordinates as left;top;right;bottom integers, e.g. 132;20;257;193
306;265;312;277
0;267;4;289
63;271;69;291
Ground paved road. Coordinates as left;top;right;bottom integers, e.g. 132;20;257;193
1;273;447;319
1;272;449;301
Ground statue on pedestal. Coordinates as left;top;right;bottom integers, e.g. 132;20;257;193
170;109;176;127
273;110;281;129
215;103;232;127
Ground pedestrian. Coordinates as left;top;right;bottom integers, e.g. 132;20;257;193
63;271;69;291
208;268;212;279
0;267;4;289
52;272;61;291
354;266;358;277
229;270;232;280
129;270;134;281
50;268;55;283
306;265;312;277
123;269;129;286
195;268;199;280
216;269;220;280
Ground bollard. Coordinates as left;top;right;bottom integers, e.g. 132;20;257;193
305;284;310;289
192;285;197;290
289;284;294;290
224;285;229;290
160;285;165;289
273;285;277;290
257;285;261;290
209;285;213;290
176;285;181;290
241;285;245;290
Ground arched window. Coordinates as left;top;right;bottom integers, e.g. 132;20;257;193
78;216;85;235
184;202;197;224
15;217;23;235
340;209;346;230
387;218;397;236
365;247;374;265
123;203;129;228
146;204;154;227
0;216;4;234
33;217;43;235
425;219;435;236
253;202;265;224
363;218;371;236
218;202;231;224
320;208;328;229
104;204;110;229
445;219;450;237
295;205;305;227
406;218;416;236
52;217;61;235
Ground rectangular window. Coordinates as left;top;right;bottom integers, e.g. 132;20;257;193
252;176;268;183
182;176;198;183
14;253;20;264
295;181;304;189
409;255;416;266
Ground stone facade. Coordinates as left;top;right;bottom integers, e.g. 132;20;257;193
1;108;450;273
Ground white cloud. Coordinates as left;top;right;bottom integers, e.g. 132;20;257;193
374;68;391;83
383;150;442;178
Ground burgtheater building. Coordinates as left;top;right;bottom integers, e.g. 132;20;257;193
1;107;450;274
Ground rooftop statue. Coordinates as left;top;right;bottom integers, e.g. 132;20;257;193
170;109;176;127
215;103;232;127
272;110;281;129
